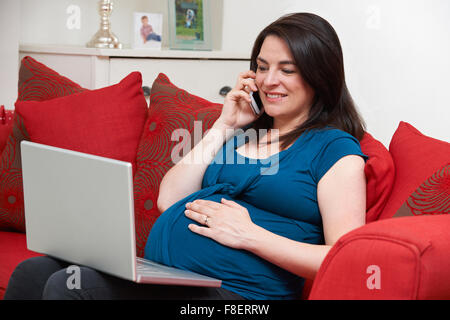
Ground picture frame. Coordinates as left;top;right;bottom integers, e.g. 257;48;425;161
168;0;212;51
132;12;163;49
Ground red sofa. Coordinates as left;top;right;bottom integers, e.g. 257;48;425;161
0;57;449;300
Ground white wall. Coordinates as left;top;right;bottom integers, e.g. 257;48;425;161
220;0;450;146
0;0;20;109
18;0;223;50
19;0;160;47
6;0;450;146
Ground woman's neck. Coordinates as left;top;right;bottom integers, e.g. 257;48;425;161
272;113;308;136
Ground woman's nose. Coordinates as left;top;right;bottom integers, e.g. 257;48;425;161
263;69;280;87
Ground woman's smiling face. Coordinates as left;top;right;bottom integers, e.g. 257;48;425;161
255;35;315;131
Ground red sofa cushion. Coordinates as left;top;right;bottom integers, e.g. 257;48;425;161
380;122;450;219
132;73;222;257
360;132;395;223
0;114;30;232
0;70;148;232
0;57;88;232
309;214;450;299
15;71;147;172
0;231;42;299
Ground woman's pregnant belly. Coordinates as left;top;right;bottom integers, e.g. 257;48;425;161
145;193;321;299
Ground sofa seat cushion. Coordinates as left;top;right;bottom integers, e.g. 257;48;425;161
0;231;42;299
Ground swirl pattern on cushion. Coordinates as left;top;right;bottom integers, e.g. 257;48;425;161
0;56;87;231
382;121;450;219
395;163;449;217
0;114;30;231
18;56;85;101
133;73;222;257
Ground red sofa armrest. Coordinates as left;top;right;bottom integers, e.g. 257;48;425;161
309;215;450;299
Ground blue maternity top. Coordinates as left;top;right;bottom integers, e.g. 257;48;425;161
145;127;368;299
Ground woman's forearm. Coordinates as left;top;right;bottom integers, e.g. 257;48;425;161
157;121;235;212
245;225;331;280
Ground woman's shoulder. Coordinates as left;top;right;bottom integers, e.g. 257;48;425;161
303;127;367;182
305;126;360;146
301;126;366;160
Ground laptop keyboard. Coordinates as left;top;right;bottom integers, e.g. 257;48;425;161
135;257;222;287
136;257;176;276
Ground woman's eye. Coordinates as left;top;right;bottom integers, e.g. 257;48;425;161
282;69;296;74
257;65;268;72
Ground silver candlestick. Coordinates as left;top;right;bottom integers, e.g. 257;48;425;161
86;0;122;49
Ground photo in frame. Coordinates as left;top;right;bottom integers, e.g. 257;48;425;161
133;12;163;49
168;0;212;50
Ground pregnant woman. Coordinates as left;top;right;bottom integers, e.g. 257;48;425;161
5;12;368;300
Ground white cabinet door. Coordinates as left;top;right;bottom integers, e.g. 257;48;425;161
109;58;250;103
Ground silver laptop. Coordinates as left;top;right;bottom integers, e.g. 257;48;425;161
20;141;221;287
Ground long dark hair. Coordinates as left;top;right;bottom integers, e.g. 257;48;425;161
250;13;366;149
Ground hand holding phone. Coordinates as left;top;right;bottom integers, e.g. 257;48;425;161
250;91;263;115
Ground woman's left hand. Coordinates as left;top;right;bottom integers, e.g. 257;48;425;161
185;198;259;250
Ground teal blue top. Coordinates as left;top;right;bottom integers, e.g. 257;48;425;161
145;127;368;299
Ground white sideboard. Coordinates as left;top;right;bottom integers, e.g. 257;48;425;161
19;45;251;103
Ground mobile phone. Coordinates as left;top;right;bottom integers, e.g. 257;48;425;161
250;91;263;115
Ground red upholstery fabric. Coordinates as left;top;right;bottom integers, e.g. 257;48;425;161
15;72;147;172
3;109;14;125
0;72;147;232
0;114;31;231
0;106;13;152
133;73;222;257
0;231;42;299
301;279;314;300
395;164;449;217
0;57;87;232
309;214;450;299
380;122;450;219
360;132;395;223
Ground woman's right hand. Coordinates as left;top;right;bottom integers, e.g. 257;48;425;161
215;70;262;130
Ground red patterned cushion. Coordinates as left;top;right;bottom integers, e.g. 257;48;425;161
15;72;147;173
0;57;87;232
380;122;450;219
18;56;85;101
133;73;222;257
0;114;31;231
360;132;395;223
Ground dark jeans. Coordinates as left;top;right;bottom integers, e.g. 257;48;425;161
4;256;245;300
146;33;161;42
